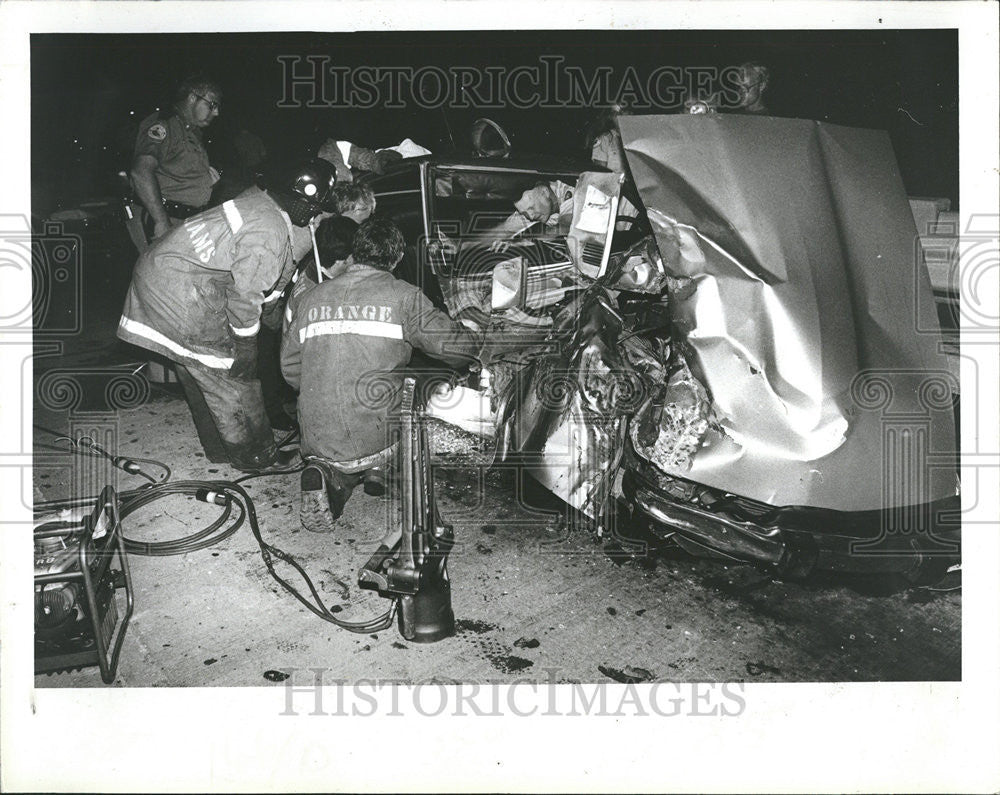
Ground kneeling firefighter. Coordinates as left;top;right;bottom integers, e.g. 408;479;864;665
280;216;482;532
118;158;338;472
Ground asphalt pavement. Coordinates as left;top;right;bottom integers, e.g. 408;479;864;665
33;389;960;687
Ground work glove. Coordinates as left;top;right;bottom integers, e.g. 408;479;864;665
229;335;259;382
260;294;286;332
152;218;172;240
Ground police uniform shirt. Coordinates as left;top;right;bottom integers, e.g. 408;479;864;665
592;130;626;173
135;112;215;208
548;179;576;230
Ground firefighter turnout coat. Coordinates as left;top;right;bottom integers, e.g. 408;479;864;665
118;187;296;370
281;260;481;463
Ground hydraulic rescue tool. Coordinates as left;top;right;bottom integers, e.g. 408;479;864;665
358;377;456;643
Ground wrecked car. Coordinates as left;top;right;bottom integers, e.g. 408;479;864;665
360;114;960;582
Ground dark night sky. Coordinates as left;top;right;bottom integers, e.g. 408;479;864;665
31;29;958;213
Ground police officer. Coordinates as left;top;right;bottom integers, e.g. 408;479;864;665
281;217;481;532
131;73;222;242
118;159;338;473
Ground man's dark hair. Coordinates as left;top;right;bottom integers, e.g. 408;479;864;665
175;72;223;103
352;216;405;272
333;183;375;216
315;214;359;263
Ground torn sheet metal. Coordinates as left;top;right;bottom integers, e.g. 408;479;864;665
618;114;956;511
503;296;631;520
629;353;712;474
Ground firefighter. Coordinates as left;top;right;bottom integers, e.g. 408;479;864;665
118;159;338;472
290;182;376;295
130;73;223;243
281;216;481;533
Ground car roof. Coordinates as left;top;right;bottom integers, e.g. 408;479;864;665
361;152;604;182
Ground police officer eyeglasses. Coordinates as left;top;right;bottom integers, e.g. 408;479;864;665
193;93;221;112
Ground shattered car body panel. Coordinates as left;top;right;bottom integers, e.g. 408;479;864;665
363;125;959;575
499;292;633;522
618;114;956;512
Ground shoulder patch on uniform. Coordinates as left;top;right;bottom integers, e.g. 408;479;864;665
147;123;167;142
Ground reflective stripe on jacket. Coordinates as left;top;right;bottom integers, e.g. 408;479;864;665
118;187;295;370
281;260;480;462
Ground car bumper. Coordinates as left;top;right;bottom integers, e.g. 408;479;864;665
622;461;961;578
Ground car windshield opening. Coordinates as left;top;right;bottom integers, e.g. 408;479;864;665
430;167;578;242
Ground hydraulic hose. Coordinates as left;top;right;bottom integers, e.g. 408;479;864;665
33;433;395;633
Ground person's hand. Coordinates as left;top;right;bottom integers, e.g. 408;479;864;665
490;222;536;254
229;336;259;382
152;218;171;240
317;138;341;164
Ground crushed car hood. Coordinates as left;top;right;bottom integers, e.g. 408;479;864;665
618;115;956;511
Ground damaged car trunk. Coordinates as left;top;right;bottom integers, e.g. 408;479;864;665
368;115;960;580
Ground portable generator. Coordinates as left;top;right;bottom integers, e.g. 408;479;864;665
34;486;134;683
